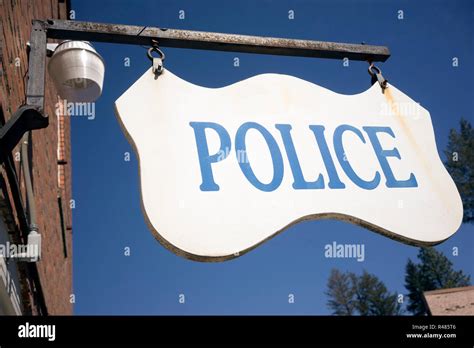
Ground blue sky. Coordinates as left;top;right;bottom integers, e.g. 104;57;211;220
71;0;473;314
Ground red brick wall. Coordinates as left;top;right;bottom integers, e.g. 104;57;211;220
0;0;72;315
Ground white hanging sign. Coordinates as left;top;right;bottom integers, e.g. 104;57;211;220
115;68;463;261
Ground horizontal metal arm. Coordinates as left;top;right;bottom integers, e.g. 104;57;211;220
43;19;390;62
16;18;390;145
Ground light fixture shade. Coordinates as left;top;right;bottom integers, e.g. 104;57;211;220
48;40;105;103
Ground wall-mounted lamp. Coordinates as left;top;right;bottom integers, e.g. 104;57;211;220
47;40;105;103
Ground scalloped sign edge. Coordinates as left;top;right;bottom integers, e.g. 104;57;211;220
114;68;463;261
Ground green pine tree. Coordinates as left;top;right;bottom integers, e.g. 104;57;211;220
353;271;402;316
444;118;474;223
405;247;471;315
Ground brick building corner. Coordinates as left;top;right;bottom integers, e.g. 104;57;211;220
0;0;73;315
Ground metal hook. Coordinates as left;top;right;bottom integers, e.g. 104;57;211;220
368;63;388;91
147;40;165;76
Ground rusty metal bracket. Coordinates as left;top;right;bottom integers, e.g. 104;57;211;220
368;63;388;91
147;40;165;76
